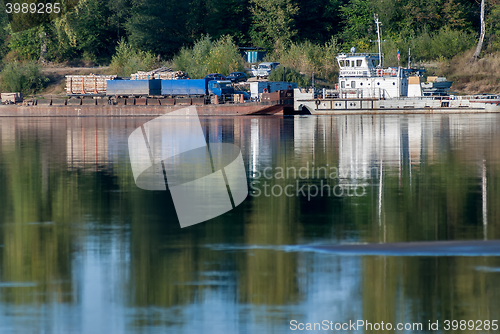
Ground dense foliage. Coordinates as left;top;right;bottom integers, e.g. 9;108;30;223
0;0;499;87
268;66;310;86
173;35;245;78
110;39;157;77
0;62;48;95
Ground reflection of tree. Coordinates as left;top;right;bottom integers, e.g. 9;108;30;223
0;126;75;304
2;114;500;328
361;256;500;330
0;118;130;305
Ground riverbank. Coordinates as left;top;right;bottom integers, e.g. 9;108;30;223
425;51;500;94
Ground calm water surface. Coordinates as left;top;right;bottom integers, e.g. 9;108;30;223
0;115;499;333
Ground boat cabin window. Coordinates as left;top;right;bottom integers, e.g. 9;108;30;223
356;60;362;67
351;61;355;67
213;83;220;88
351;81;356;88
339;60;345;67
341;81;345;88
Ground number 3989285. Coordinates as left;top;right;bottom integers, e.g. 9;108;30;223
5;2;61;14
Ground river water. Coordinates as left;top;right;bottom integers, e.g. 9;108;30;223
0;115;499;333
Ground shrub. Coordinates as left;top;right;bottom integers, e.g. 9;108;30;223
8;26;41;61
110;39;157;77
173;35;212;78
376;26;476;67
206;35;245;76
0;62;48;95
173;35;244;78
268;66;310;86
269;37;340;83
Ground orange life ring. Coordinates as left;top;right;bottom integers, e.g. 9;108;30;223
391;68;397;76
287;85;292;90
377;69;383;76
263;88;269;93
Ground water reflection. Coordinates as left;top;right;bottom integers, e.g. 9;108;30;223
0;115;499;333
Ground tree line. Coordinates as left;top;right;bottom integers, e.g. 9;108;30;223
0;0;500;95
0;0;499;64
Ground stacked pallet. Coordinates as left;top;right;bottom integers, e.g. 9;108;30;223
66;75;117;95
130;67;189;80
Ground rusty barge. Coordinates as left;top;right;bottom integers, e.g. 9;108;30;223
0;90;294;117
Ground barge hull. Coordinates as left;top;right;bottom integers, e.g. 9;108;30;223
0;103;287;117
293;97;500;115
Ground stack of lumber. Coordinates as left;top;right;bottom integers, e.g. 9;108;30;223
66;74;117;95
130;67;189;80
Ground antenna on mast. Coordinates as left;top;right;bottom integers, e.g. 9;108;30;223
374;14;383;68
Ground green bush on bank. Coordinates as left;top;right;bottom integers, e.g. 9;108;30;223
110;39;157;77
0;62;48;95
268;66;310;86
173;35;244;78
372;26;476;66
268;37;340;83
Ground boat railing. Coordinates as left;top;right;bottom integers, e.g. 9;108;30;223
391;95;500;101
337;53;382;58
372;68;399;77
339;87;388;99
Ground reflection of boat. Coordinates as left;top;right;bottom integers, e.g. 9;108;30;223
292;15;500;115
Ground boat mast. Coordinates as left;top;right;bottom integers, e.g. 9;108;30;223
374;14;383;68
408;48;411;69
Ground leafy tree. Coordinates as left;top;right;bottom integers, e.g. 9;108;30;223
7;26;42;61
173;35;244;78
249;0;299;51
271;37;340;81
174;35;213;78
0;6;10;59
295;0;344;44
339;0;374;47
442;0;469;29
268;66;310;86
126;0;192;58
206;35;245;74
109;39;157;77
107;0;132;40
204;0;251;45
0;62;48;95
486;2;500;51
6;0;79;33
65;0;115;61
47;16;78;62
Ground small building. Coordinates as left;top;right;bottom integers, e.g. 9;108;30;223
238;47;267;63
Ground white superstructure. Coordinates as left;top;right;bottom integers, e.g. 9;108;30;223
336;53;419;99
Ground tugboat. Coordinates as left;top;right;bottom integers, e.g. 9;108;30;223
293;15;500;114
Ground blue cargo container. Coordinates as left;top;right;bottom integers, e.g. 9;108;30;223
106;78;233;98
107;79;161;96
160;79;207;96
